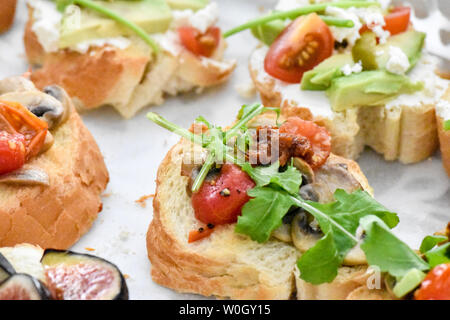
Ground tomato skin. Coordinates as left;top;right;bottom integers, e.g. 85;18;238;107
178;26;221;57
360;6;411;36
264;13;334;83
415;263;450;300
279;117;331;169
192;164;255;225
188;227;214;243
0;132;26;175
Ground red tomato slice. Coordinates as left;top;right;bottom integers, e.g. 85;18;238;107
415;263;450;300
264;13;334;83
360;6;411;36
0;132;26;175
188;227;215;243
0;101;48;161
178;26;221;57
279;117;331;169
191;164;255;225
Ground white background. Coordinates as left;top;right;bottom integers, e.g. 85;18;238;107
0;0;449;299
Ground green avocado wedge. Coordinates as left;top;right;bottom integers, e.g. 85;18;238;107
166;0;209;11
326;70;423;112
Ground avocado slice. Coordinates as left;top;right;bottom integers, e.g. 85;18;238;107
251;19;286;46
301;53;354;91
167;0;209;11
352;30;426;72
392;269;426;298
326;70;423;112
376;30;426;71
59;0;172;49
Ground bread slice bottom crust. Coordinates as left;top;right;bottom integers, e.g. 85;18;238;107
146;138;392;300
250;53;445;164
0;0;17;33
0;109;109;249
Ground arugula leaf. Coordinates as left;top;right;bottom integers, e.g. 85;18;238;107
235;187;296;243
424;243;450;268
296;233;341;284
241;161;302;195
444;119;450;131
360;216;429;278
420;235;448;254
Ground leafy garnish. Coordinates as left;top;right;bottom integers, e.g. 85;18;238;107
235;187;296;243
445;119;450;131
54;0;160;52
420;235;448;254
424;243;450;268
360;216;429;278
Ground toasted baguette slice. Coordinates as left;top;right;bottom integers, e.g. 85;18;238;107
24;4;236;119
437;87;450;176
0;80;109;249
147;125;387;299
250;46;450;164
0;0;17;33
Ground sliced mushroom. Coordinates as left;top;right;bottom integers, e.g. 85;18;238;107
0;91;66;129
344;244;367;266
42;85;71;126
293;157;315;185
40;132;54;154
309;161;362;204
272;223;292;243
0;77;36;95
291;211;323;252
0;168;50;186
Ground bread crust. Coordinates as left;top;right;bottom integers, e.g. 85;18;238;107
147;122;376;299
0;103;109;249
437;88;450;176
0;0;17;33
249;49;445;164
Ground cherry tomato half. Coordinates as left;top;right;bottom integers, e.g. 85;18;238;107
360;6;411;36
0;132;26;175
279;117;331;169
264;13;334;83
415;263;450;300
191;164;255;225
178;26;221;57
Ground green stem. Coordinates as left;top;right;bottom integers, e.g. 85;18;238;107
72;0;159;53
191;152;215;193
224;1;379;37
444;119;450;131
318;15;355;28
225;103;264;142
290;195;359;243
146;112;204;146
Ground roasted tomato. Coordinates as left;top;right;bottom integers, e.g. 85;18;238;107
415;263;450;300
264;13;334;83
191;164;255;226
178;26;221;57
360;6;411;36
0;101;48;161
0;132;26;175
279;117;331;169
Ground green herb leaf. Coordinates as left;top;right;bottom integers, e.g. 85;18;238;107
241;162;302;195
444;119;450;131
235;187;296;243
360;216;429;278
297;233;341;284
420;235;448;254
424;243;450;268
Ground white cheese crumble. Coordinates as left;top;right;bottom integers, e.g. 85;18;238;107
349;7;390;44
275;0;311;11
27;0;62;52
436;100;450;121
73;37;131;54
172;2;218;33
386;46;410;75
325;6;362;46
341;61;363;76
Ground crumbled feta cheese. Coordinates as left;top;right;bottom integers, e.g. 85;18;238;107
386;46;410;75
275;0;310;11
325;6;362;46
436;100;450;121
341;61;362;76
350;7;390;44
28;0;62;52
73;37;131;54
377;0;391;11
172;3;219;33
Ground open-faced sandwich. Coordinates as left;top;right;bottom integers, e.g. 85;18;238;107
225;0;450;164
0;244;128;300
24;0;236;118
437;87;450;176
0;0;17;33
0;76;108;249
146;103;450;299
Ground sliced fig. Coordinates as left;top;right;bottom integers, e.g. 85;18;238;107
0;274;51;300
0;252;15;283
41;250;128;300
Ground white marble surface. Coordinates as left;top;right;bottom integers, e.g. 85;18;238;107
0;0;449;299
